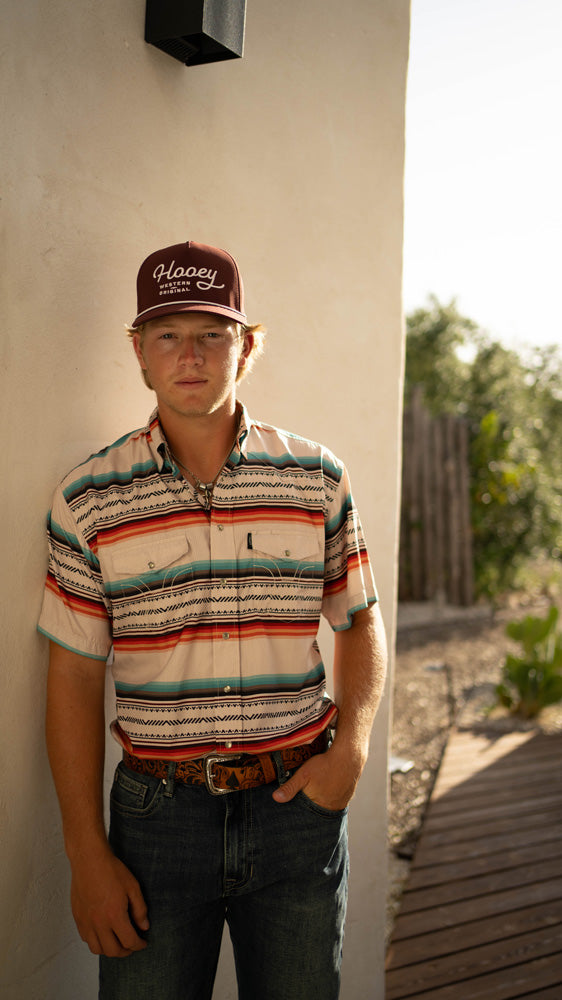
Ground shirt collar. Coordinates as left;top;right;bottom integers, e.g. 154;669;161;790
146;410;170;473
233;401;250;463
146;403;252;473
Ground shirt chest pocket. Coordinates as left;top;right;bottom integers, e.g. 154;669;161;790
249;530;323;582
103;533;193;598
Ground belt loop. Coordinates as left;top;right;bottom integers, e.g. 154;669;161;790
163;761;177;798
272;750;289;786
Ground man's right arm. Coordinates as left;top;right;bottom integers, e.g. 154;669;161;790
46;641;149;957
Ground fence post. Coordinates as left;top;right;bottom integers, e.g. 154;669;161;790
400;392;474;606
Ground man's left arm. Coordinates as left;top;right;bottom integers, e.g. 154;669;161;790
273;603;388;809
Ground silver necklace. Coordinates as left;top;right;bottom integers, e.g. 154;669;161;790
169;427;239;510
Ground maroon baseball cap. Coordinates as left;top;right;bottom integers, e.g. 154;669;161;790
131;240;247;327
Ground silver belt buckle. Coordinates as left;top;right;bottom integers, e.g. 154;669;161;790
203;753;239;795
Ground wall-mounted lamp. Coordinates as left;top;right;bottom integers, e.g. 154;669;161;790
145;0;246;66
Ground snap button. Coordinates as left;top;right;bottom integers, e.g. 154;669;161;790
148;561;156;570
284;549;291;557
217;524;224;531
224;685;231;693
225;741;233;749
222;632;230;640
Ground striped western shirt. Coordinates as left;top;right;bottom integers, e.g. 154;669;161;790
38;405;377;759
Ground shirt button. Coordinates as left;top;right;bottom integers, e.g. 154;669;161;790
222;632;230;640
217;524;224;531
225;741;233;749
224;685;231;693
148;561;155;570
284;549;291;557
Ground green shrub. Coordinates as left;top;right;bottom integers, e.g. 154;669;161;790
496;605;562;718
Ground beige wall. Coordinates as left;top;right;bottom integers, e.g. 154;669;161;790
1;2;409;997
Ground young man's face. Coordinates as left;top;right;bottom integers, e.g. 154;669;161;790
133;312;253;423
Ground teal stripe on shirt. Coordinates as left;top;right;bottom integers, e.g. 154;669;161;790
115;662;326;695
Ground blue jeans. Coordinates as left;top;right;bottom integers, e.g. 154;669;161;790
99;756;349;1000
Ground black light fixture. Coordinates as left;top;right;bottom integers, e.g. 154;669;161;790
145;0;246;66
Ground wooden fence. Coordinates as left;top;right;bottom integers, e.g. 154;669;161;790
399;386;474;606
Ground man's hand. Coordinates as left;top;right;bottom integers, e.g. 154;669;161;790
70;846;149;958
272;745;361;811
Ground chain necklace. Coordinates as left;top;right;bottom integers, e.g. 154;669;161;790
169;424;240;510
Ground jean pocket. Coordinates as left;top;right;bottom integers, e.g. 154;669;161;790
295;790;348;819
110;762;164;818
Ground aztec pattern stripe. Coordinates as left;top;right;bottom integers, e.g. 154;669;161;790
38;405;377;759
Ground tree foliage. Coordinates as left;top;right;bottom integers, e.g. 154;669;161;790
405;296;562;599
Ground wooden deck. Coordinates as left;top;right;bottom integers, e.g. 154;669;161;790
385;728;562;998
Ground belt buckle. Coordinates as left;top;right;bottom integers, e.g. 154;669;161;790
203;753;238;796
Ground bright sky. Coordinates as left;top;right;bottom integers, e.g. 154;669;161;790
404;0;562;350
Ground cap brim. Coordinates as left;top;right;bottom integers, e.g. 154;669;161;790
131;301;247;328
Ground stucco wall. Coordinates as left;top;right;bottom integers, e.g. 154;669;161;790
1;2;409;997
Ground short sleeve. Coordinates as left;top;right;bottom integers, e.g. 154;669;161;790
37;484;112;660
321;459;378;631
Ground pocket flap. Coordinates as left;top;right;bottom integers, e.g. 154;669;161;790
250;531;320;561
110;534;191;576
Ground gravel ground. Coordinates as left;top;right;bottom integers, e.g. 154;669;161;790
385;599;562;942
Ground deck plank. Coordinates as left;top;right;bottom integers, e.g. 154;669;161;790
427;777;561;812
399;856;562;912
387;955;562;1000
414;822;560;868
390;878;562;942
386;925;562;999
422;792;561;827
512;990;562;999
387;900;562;967
413;809;562;852
408;837;561;889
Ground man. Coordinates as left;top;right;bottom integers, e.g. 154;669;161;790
40;240;387;1000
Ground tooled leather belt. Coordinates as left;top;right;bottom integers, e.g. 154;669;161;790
122;730;328;796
